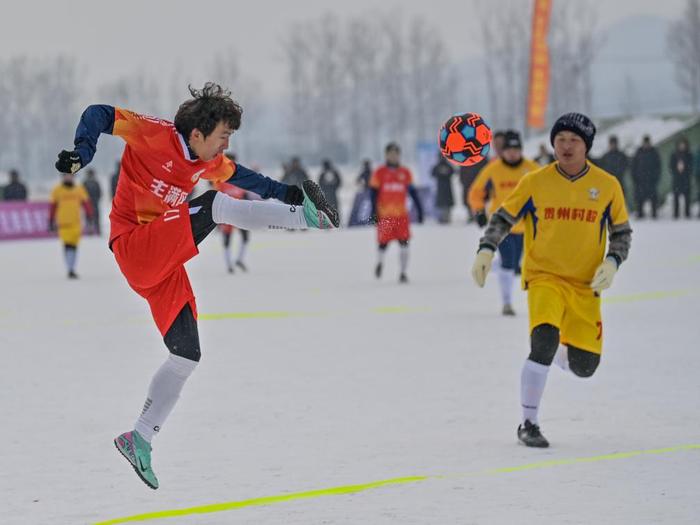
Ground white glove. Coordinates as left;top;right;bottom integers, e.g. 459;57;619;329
591;257;618;293
471;248;495;288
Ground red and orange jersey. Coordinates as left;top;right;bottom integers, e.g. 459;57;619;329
109;108;235;242
369;165;414;219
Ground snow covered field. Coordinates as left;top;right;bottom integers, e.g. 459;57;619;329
1;219;698;524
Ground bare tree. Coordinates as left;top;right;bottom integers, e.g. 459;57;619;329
548;0;601;120
667;0;700;112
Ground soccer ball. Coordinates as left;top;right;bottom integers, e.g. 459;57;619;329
438;113;492;166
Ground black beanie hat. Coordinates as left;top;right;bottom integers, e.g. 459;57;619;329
550;113;596;152
503;130;522;149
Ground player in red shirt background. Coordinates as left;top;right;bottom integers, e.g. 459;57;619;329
55;83;339;489
369;142;424;283
214;153;251;273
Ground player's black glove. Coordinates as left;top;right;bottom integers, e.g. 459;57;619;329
475;211;488;228
367;213;378;225
55;150;83;174
283;185;304;205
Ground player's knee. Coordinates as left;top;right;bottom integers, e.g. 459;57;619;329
528;324;559;366
567;346;599;378
164;305;202;362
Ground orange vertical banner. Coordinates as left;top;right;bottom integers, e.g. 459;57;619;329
526;0;552;129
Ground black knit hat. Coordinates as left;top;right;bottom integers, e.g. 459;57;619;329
550;113;596;152
503;130;522;150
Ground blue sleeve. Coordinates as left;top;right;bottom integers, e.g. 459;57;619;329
226;163;288;201
408;185;423;217
73;105;116;166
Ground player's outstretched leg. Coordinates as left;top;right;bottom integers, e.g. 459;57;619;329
114;430;159;489
302;180;340;229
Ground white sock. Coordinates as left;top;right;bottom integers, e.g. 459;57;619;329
520;359;550;425
134;354;198;442
223;245;233;270
377;247;387;266
236;238;248;264
553;345;570;372
64;247;77;272
212;192;307;230
399;244;409;274
498;268;515;306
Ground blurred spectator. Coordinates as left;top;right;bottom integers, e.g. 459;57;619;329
696;145;700;218
431;156;455;224
356;159;372;189
669;137;693;219
281;156;309;187
534;143;555;165
110;161;121;199
83;168;103;235
459;158;488;223
631;135;661;219
318;159;342;221
490;131;506;160
3;169;28;201
598;135;629;197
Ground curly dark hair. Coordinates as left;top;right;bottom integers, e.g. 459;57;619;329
174;82;242;140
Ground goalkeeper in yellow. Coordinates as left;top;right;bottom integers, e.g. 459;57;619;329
471;113;632;447
49;172;93;279
468;130;539;316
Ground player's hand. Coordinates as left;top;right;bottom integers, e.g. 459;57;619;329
590;257;618;293
367;213;378;225
475;211;488;228
471;248;494;287
283;185;304;205
55;150;83;174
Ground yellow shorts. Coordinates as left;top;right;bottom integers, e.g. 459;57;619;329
58;225;81;246
527;280;603;354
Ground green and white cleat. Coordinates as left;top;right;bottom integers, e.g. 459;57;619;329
302;180;340;229
114;430;159;489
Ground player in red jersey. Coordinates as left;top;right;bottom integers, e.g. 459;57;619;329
213;154;251;273
369;143;424;283
55;83;338;489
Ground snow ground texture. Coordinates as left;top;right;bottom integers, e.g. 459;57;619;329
0;219;698;524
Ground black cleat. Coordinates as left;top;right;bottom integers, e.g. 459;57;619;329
502;304;516;316
68;271;78;279
235;260;248;272
399;273;408;284
517;420;549;448
227;265;234;274
375;263;382;279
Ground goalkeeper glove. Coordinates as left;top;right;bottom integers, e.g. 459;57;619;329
55;150;83;174
591;257;618;293
475;211;488;228
471;248;495;287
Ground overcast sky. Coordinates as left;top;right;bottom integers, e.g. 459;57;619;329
2;0;686;99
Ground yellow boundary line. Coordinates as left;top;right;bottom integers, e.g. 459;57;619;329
94;443;700;525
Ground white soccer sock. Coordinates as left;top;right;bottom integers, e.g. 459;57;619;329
223;245;233;270
212;192;307;230
64;247;77;272
377;247;387;266
553;345;570;372
520;359;550;425
498;268;515;306
236;238;248;264
134;354;198;442
399;244;409;274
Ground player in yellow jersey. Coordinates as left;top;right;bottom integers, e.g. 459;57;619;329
471;113;632;447
49;172;93;279
468;131;539;315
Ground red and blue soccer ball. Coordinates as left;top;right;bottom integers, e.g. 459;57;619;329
438;113;492;166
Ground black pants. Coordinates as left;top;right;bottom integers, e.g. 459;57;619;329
635;188;658;219
673;186;691;218
162;191;220;361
